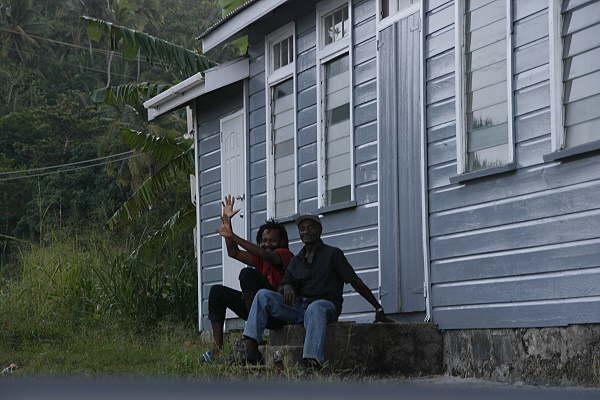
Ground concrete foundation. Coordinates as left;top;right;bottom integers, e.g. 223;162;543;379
265;322;443;375
444;324;600;386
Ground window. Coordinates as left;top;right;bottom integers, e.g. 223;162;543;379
323;54;352;204
317;0;353;207
266;23;297;219
270;79;295;217
273;36;294;71
456;0;514;173
551;0;600;150
323;4;349;45
379;0;416;20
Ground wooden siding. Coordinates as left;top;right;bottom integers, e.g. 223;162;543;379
240;0;380;324
425;0;600;329
195;84;244;328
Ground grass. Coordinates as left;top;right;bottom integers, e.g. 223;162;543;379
1;324;232;378
0;324;371;381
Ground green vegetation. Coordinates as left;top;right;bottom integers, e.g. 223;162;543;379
0;0;247;377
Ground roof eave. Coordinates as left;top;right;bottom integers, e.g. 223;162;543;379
143;58;250;121
200;0;290;53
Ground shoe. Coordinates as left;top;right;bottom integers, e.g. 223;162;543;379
199;351;224;364
228;340;264;366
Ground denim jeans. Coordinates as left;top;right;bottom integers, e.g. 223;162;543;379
243;289;337;362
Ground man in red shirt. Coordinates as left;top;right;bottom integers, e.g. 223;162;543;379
202;195;294;362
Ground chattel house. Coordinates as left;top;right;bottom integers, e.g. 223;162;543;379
144;0;600;381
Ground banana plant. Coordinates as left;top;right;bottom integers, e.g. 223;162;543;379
80;16;216;259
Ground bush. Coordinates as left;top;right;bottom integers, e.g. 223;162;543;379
0;228;197;342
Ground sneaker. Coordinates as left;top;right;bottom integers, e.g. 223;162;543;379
199;351;224;364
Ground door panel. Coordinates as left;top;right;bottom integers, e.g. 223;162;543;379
379;12;426;313
220;110;247;315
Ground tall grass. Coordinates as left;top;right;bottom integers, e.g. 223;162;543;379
0;228;197;343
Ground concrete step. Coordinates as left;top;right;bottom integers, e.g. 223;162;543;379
264;322;443;375
259;345;304;367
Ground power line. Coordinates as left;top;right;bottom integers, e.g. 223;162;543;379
1;28;171;68
5;47;138;80
0;150;135;176
0;153;142;182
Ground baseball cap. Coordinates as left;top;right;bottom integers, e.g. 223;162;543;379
295;214;322;227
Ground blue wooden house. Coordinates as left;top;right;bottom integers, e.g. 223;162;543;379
144;0;600;332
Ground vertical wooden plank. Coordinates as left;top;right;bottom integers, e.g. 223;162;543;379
379;23;401;313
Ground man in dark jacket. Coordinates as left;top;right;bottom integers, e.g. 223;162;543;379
239;214;391;365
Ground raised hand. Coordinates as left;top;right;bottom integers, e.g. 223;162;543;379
222;194;240;219
217;215;234;239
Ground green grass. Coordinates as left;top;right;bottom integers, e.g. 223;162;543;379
0;324;355;381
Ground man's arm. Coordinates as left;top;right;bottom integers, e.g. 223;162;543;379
219;195;283;267
350;278;393;323
219;216;254;265
333;248;392;323
228;233;283;268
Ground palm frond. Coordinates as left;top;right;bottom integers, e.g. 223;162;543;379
106;148;194;229
129;205;197;261
120;128;191;163
91;82;170;106
81;16;215;75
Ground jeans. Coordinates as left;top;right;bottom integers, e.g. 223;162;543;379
243;289;337;362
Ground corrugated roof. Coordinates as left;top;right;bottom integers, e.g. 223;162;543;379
196;0;260;40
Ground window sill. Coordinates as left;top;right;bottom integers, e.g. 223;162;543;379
449;162;517;184
273;214;298;224
316;200;357;215
543;140;600;163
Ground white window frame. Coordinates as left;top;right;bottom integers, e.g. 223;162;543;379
454;0;515;174
265;22;298;219
316;0;355;208
376;0;420;31
549;0;566;151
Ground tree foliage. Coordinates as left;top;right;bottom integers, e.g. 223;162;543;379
81;16;215;76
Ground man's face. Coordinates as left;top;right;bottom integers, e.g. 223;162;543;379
260;229;281;251
298;220;321;245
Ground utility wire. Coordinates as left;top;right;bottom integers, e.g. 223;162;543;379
5;47;138;79
0;150;135;176
0;153;142;182
1;28;171;68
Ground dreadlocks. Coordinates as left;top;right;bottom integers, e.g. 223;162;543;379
256;219;289;249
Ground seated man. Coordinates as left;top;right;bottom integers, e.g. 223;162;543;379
203;195;293;362
239;214;391;365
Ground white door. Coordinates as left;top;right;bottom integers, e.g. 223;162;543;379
220;110;247;316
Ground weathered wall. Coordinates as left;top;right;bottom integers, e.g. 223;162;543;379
244;0;380;322
195;83;244;329
444;324;600;386
425;0;600;329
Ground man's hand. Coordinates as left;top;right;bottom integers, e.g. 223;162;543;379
217;216;234;239
283;284;296;306
222;195;240;219
374;307;394;323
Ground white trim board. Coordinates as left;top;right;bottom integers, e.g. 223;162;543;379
265;22;298;220
201;0;291;53
143;58;250;121
316;0;355;208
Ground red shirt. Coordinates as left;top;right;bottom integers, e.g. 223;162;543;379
250;248;294;289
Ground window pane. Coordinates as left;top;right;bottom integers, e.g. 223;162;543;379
273;42;281;70
464;0;509;171
288;37;294;62
281;38;289;67
381;0;390;18
562;0;600;148
324;54;351;205
271;79;295;216
324;5;349;46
